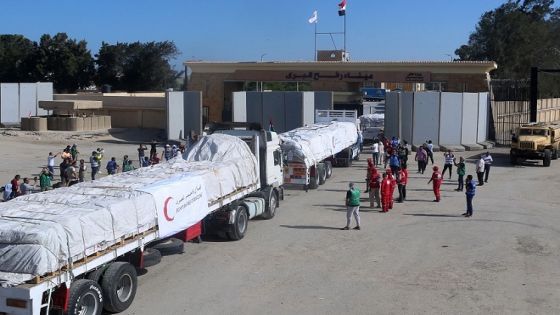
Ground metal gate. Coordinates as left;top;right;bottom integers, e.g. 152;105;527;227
489;80;531;145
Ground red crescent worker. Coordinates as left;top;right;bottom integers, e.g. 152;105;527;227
369;167;381;208
386;169;397;209
397;164;408;203
365;158;374;193
380;173;392;212
427;165;443;202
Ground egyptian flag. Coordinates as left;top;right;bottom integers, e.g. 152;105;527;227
338;0;347;16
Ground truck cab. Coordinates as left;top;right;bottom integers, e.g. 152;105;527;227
510;122;560;166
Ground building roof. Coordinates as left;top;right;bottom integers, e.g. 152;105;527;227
185;60;498;74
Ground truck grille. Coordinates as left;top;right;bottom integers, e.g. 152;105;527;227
519;141;535;150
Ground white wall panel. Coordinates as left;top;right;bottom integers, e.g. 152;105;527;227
36;82;53;116
400;92;414;144
232;92;247;122
166;92;185;140
477;92;489;142
412;92;440;146
439;92;463;145
302;92;315;126
1;83;19;125
19;83;37;118
461;93;479;144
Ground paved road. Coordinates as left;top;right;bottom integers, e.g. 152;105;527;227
124;148;560;315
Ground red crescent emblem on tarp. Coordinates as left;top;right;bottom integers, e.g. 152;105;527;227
163;197;174;221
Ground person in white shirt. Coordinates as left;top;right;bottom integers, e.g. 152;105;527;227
476;155;486;186
372;140;380;166
47;152;59;179
483;152;493;183
378;140;385;167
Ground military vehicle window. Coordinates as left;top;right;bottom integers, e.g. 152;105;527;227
533;129;546;136
519;129;532;135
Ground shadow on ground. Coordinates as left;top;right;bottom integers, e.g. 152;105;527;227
279;225;342;230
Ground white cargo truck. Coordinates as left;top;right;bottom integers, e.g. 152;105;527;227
0;132;283;315
280;110;361;190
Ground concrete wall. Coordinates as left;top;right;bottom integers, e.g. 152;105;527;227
232;92;247;122
0;82;53;126
167;92;185;140
400;92;414;144
412;92;440;146
477;93;489;143
183;91;202;137
439;92;463;145
384;92;399;140
461;93;479;145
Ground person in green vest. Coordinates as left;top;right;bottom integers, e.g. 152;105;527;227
123;160;136;172
39;168;51;192
454;156;466;191
341;182;361;230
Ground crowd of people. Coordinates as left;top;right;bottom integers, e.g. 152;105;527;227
343;134;494;230
2;139;190;201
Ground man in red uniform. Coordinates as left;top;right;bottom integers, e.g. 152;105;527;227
369;167;381;208
365;158;374;193
380;173;392;212
397;164;408;203
386;169;397;209
427;165;443;202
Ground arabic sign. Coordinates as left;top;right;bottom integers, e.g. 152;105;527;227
233;70;431;83
139;175;209;238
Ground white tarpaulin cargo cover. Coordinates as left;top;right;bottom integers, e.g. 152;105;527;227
0;134;258;286
359;113;385;127
279;122;358;167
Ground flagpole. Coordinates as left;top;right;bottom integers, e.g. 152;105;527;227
343;12;346;53
314;21;317;61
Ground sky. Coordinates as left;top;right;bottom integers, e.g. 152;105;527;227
0;0;513;69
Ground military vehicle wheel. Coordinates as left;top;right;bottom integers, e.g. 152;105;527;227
552;149;558;160
543;149;551;167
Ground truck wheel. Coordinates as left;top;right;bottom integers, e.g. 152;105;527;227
150;238;184;255
228;206;248;241
87;265;108;284
308;172;319;189
318;163;327;185
143;248;162;267
67;279;103;315
325;161;333;178
552;149;558;160
262;189;278;220
510;152;517;165
101;262;137;313
543;149;551;167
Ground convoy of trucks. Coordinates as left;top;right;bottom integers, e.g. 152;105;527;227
0;110;361;315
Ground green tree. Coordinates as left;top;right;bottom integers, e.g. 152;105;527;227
0;35;38;82
455;0;560;79
95;41;183;91
35;33;95;92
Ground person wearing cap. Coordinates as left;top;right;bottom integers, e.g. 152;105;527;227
427;165;443;202
483;151;493;183
341;182;361;230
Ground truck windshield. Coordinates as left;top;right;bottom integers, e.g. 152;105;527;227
533;129;547;136
519;129;532;135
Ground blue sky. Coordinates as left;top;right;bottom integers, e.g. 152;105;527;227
1;0;515;69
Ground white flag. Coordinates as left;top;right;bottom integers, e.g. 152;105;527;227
308;10;318;24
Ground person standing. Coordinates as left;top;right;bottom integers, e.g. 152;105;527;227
150;140;158;160
365;158;373;193
162;144;173;161
369;167;381;208
47;152;59;179
106;157;119;175
123;160;135;172
380;173;393;212
65;161;78;186
378;140;385;168
427;166;443;202
476;155;485;186
483;151;493;183
441;150;455;179
372;140;380;166
122;155;129;171
426;140;434;165
389;152;400;178
10;175;21;199
39;168;51;192
454;156;466;191
397;164;408;203
137;144;147;167
415;146;427;174
463;175;476;217
341;182;361;230
20;177;36;195
59;159;69;185
70;144;79;162
90;151;100;180
78;159;87;182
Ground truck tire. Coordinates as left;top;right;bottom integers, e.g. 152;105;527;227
261;189;278;220
308;172;319;189
552;149;558;160
510;151;517;165
227;205;248;241
143;248;162;267
149;238;184;256
543;149;551;167
67;279;103;315
87;265;108;284
325;161;333;178
101;262;137;313
318;163;327;185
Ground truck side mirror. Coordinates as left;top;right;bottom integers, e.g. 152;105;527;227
273;150;281;166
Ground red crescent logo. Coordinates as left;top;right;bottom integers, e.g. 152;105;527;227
163;197;174;221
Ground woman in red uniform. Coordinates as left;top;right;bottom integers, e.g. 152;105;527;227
380;173;393;212
427;165;443;202
369;167;381;208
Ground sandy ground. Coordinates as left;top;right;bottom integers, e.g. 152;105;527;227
1;130;559;314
